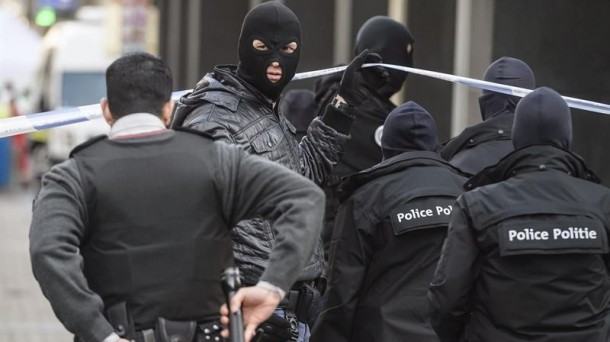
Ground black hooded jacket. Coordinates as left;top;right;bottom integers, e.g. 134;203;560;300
310;152;467;342
430;87;608;342
428;145;610;342
312;102;465;342
440;57;535;175
440;112;514;175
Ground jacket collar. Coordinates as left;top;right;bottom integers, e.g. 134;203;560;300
181;65;276;109
109;113;167;139
464;144;600;190
338;151;467;201
441;112;513;160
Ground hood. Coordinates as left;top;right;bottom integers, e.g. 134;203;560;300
478;56;535;120
512;86;572;150
381;101;439;160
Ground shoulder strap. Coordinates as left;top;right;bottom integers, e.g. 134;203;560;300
69;134;107;158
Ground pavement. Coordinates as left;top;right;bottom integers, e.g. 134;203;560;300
0;185;72;341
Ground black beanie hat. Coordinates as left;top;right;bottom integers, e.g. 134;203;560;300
512;87;572;150
355;16;414;98
478;57;535;120
381;101;439;160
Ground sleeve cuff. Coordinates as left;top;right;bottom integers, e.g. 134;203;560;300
320;104;355;135
103;332;120;342
256;281;286;300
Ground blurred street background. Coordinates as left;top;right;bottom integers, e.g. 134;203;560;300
0;0;609;340
0;186;72;341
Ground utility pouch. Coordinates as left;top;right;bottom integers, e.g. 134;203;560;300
154;318;196;342
295;282;322;326
106;302;136;340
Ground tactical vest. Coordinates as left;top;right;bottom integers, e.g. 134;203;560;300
72;130;233;330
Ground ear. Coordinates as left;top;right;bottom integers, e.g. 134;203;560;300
406;43;413;55
161;100;174;127
100;98;114;126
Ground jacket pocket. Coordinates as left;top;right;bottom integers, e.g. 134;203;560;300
249;125;285;154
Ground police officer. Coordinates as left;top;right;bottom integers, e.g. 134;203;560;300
428;87;610;342
29;52;326;342
313;15;414;260
441;57;535;175
310;102;468;342
170;2;387;340
314;16;414;172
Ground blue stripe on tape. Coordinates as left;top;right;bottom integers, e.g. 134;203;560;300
28;108;90;131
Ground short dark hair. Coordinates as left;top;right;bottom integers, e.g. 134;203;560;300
105;52;173;119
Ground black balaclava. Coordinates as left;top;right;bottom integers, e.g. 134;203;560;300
478;56;535;120
355;16;414;99
237;1;301;101
512;87;572;150
381;101;439;160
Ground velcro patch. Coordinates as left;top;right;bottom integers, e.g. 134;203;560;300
390;197;456;235
498;218;608;256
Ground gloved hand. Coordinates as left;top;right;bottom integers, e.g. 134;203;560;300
337;49;389;107
253;314;298;342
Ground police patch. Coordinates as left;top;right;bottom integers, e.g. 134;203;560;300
498;217;608;256
390;197;455;235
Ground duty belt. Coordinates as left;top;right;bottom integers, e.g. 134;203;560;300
136;319;222;342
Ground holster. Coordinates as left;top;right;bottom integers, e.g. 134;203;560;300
297;284;317;325
154;318;196;342
139;319;221;342
285;280;323;326
253;313;298;342
106;302;136;340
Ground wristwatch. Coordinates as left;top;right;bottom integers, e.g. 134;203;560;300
330;96;351;112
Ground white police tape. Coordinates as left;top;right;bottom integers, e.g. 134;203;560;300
1;64;609;138
296;63;610;115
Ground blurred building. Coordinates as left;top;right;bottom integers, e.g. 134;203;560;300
3;0;609;183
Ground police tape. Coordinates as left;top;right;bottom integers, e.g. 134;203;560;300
295;63;610;115
1;64;609;138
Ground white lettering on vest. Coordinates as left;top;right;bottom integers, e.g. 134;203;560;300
396;205;453;222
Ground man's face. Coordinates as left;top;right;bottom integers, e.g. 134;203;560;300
236;2;301;101
252;39;298;84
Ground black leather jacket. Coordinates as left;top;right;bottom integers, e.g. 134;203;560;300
171;65;350;284
429;145;610;342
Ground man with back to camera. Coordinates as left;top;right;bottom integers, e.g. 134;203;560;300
29;52;326;342
170;2;388;339
440;57;535;175
428;87;610;342
310;101;468;342
312;15;414;258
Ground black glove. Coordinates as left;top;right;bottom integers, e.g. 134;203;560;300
337;49;389;107
253;314;298;342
